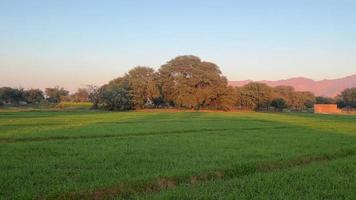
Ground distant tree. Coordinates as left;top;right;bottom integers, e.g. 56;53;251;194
315;96;335;104
335;96;346;109
73;88;89;102
338;87;356;109
0;87;9;105
0;87;13;104
273;86;295;106
239;82;273;111
24;89;44;104
271;98;288;111
60;95;73;102
124;66;160;109
235;87;255;110
87;85;102;109
13;88;25;104
99;83;132;111
45;87;69;104
159;55;230;110
291;91;315;111
0;87;25;105
302;92;316;109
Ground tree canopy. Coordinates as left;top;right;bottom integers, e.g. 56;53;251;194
45;87;69;104
315;96;335;104
337;87;356;109
237;82;273;111
159;55;231;110
124;66;160;109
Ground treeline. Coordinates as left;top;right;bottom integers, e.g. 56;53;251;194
0;87;88;106
1;55;355;111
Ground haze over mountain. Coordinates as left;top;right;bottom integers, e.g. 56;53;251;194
228;74;356;97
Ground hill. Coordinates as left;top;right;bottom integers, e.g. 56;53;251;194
229;74;356;97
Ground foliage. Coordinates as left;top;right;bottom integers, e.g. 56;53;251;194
206;85;236;110
273;86;295;106
234;83;317;112
45;87;69;104
0;87;25;105
271;98;288;111
336;96;346;109
0;55;326;112
24;89;45;104
72;88;89;102
124;66;160;109
0;88;45;105
98;83;132;111
87;85;102;109
315;96;335;104
235;87;255;110
289;91;315;111
237;82;273;110
158;55;232;110
338;87;356;109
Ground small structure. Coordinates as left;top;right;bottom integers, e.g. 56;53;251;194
314;104;341;114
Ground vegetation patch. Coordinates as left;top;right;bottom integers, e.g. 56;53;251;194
1;111;356;199
59;149;354;200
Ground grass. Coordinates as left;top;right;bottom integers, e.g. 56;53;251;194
55;102;93;110
141;154;356;200
0;111;356;199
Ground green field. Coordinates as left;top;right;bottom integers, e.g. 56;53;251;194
1;110;356;199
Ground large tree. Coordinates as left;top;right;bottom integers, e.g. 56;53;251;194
159;55;230;110
99;83;132;111
238;82;273;110
124;66;160;109
0;87;25;105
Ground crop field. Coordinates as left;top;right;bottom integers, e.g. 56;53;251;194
1;110;356;199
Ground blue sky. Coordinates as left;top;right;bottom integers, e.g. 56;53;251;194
0;0;355;91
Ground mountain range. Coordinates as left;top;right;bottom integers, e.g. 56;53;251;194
228;74;356;97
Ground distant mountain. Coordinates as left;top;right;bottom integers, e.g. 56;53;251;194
228;74;356;97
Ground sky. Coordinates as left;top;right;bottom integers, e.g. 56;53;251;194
0;0;356;91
